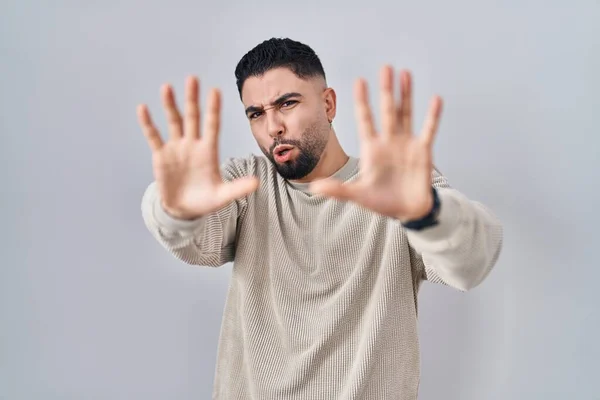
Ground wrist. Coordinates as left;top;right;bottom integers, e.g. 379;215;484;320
161;201;203;221
400;187;441;230
398;194;434;223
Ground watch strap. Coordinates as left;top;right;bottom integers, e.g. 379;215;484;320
402;186;441;231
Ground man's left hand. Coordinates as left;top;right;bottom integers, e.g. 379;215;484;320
309;65;443;222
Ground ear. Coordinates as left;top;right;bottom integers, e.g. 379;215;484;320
323;87;337;123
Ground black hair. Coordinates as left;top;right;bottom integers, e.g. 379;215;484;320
234;37;326;97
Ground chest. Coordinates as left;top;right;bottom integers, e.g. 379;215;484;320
237;191;410;283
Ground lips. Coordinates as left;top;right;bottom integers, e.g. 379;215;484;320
274;144;294;156
273;145;295;163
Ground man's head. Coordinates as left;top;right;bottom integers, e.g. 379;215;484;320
235;38;337;181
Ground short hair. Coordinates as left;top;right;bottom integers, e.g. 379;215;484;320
234;37;326;98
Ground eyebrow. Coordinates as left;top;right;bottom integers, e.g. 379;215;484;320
245;92;303;115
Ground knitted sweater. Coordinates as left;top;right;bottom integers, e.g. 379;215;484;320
141;154;503;399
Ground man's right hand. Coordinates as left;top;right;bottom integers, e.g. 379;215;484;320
137;76;259;220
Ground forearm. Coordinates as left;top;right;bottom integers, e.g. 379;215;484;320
141;182;238;267
404;188;503;291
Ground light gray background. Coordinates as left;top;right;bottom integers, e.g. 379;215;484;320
2;0;599;399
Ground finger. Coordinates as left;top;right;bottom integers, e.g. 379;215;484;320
217;176;259;203
137;104;164;151
354;79;376;140
380;65;396;137
202;88;221;148
161;84;183;140
184;76;200;140
420;95;443;148
398;70;413;135
309;178;361;202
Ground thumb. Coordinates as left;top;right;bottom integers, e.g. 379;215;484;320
309;178;357;202
218;176;260;202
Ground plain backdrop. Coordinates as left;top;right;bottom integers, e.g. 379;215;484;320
1;1;599;399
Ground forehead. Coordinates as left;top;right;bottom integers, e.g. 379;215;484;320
241;67;321;106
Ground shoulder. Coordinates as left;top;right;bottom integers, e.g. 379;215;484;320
431;164;451;189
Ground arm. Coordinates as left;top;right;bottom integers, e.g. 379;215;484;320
141;159;248;267
136;77;258;267
406;167;503;291
307;66;503;292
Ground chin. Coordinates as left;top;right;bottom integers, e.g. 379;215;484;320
275;157;319;181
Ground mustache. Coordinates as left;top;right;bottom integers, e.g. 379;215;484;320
269;139;303;154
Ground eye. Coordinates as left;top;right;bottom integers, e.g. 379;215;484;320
281;100;298;108
249;111;262;120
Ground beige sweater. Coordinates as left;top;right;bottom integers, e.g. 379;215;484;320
141;154;503;399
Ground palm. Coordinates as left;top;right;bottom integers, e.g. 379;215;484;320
138;77;258;220
355;134;433;219
152;140;222;217
310;67;441;222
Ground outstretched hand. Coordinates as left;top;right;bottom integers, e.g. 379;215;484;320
309;66;442;222
137;76;259;220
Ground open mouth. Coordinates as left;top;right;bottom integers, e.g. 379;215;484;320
274;145;294;157
273;145;295;162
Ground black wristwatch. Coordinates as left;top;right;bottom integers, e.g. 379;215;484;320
402;187;441;231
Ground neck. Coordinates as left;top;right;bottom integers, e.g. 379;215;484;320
290;129;349;183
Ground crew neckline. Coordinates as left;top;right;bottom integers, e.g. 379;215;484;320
285;156;359;194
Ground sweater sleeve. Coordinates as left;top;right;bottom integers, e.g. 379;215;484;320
406;166;503;292
140;158;249;267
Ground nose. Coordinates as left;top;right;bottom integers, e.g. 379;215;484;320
266;109;285;138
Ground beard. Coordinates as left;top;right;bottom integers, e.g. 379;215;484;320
260;121;329;180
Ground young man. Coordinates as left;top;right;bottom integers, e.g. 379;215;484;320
138;37;503;399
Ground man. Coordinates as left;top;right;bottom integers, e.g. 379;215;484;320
138;37;503;399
